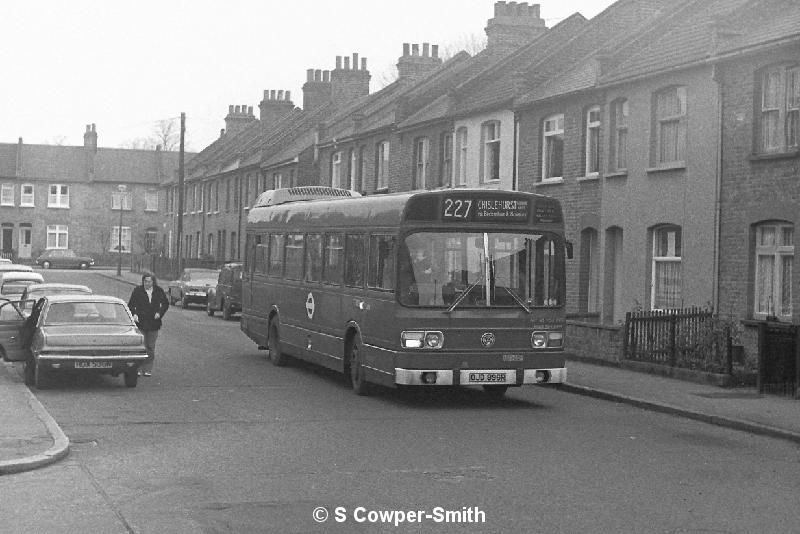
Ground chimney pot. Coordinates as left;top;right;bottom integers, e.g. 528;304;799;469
229;105;234;113
277;89;283;100
323;70;330;82
423;43;429;57
92;123;96;132
412;43;419;56
361;58;367;70
336;56;342;69
344;56;350;69
403;43;410;56
270;89;276;100
285;90;291;101
432;44;439;58
307;69;314;82
220;128;225;137
248;106;253;115
263;89;269;99
86;125;91;132
352;52;358;69
235;105;240;113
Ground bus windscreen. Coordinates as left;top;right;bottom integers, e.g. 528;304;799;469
398;231;563;309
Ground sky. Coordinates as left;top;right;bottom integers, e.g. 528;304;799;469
1;0;614;153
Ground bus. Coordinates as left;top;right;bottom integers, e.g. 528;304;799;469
241;186;569;398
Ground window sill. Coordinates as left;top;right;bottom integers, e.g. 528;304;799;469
604;170;628;179
748;150;799;162
1;204;14;208
47;205;70;209
537;178;564;186
645;162;686;174
577;174;599;182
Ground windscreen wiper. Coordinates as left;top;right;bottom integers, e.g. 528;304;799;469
445;278;481;313
502;287;532;314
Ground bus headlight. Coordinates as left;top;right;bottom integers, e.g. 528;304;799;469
401;331;444;349
531;331;564;349
531;332;547;348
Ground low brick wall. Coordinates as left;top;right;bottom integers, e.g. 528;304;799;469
565;319;624;365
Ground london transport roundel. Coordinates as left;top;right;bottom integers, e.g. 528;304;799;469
306;292;315;319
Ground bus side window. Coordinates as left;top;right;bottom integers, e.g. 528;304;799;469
323;234;344;285
285;234;304;280
367;234;395;291
268;234;285;277
255;234;267;274
305;234;323;282
344;234;366;287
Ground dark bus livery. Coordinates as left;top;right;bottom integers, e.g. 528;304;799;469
241;187;568;397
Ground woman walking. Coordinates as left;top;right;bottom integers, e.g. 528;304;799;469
128;273;170;377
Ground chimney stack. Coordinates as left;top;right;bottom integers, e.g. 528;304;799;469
397;42;443;81
223;105;256;137
485;2;547;52
83;124;97;181
303;68;332;111
330;52;370;106
259;88;295;124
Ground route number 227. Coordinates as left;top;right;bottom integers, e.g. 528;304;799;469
443;198;472;219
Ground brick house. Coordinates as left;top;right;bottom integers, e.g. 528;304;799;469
712;0;800;349
0;124;188;265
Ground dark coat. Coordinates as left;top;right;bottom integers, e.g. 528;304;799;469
128;285;169;331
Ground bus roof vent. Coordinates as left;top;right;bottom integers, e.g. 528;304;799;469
254;187;362;207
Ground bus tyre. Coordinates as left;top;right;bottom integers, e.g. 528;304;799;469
347;337;370;396
268;322;288;366
207;299;215;316
483;385;508;399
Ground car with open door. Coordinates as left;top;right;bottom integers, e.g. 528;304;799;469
0;295;148;389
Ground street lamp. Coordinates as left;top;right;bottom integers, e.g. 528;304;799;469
116;184;127;276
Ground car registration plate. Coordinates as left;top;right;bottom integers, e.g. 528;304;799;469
75;361;113;369
468;372;507;383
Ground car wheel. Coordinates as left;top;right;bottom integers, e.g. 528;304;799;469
24;356;35;387
124;370;138;388
346;335;370;396
222;298;232;320
483;385;508;399
181;295;189;309
267;320;288;366
168;290;177;305
42;261;51;269
206;298;215;316
79;262;89;270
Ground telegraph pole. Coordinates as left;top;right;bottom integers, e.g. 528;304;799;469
176;112;185;276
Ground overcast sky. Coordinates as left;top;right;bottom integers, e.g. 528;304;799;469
1;0;614;153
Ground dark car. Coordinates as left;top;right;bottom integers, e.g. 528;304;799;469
35;249;95;269
206;262;242;320
166;268;220;309
0;294;148;388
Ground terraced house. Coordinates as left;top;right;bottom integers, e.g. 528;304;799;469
0;124;189;264
165;0;796;365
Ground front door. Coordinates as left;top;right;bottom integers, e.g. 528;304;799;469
0;301;28;362
18;227;32;259
1;228;12;258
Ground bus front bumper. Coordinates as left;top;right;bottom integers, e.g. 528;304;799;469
395;367;566;386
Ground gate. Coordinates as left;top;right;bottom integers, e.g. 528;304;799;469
757;322;799;398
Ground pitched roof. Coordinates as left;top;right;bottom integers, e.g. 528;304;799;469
597;0;751;86
517;0;687;106
713;0;800;57
0;142;186;184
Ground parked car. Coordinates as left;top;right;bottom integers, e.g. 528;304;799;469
35;249;95;269
19;283;93;317
0;272;45;299
0;263;33;273
0;294;148;389
166;268;220;309
206;262;242;320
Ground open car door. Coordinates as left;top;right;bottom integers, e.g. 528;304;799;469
0;299;30;362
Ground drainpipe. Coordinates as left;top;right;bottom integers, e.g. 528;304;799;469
711;63;723;313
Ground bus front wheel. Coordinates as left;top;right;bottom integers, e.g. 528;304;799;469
346;337;370;396
268;321;288;366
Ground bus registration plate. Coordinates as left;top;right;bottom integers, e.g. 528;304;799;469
468;372;507;383
75;361;112;369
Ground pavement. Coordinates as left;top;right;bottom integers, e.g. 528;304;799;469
2;269;799;475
